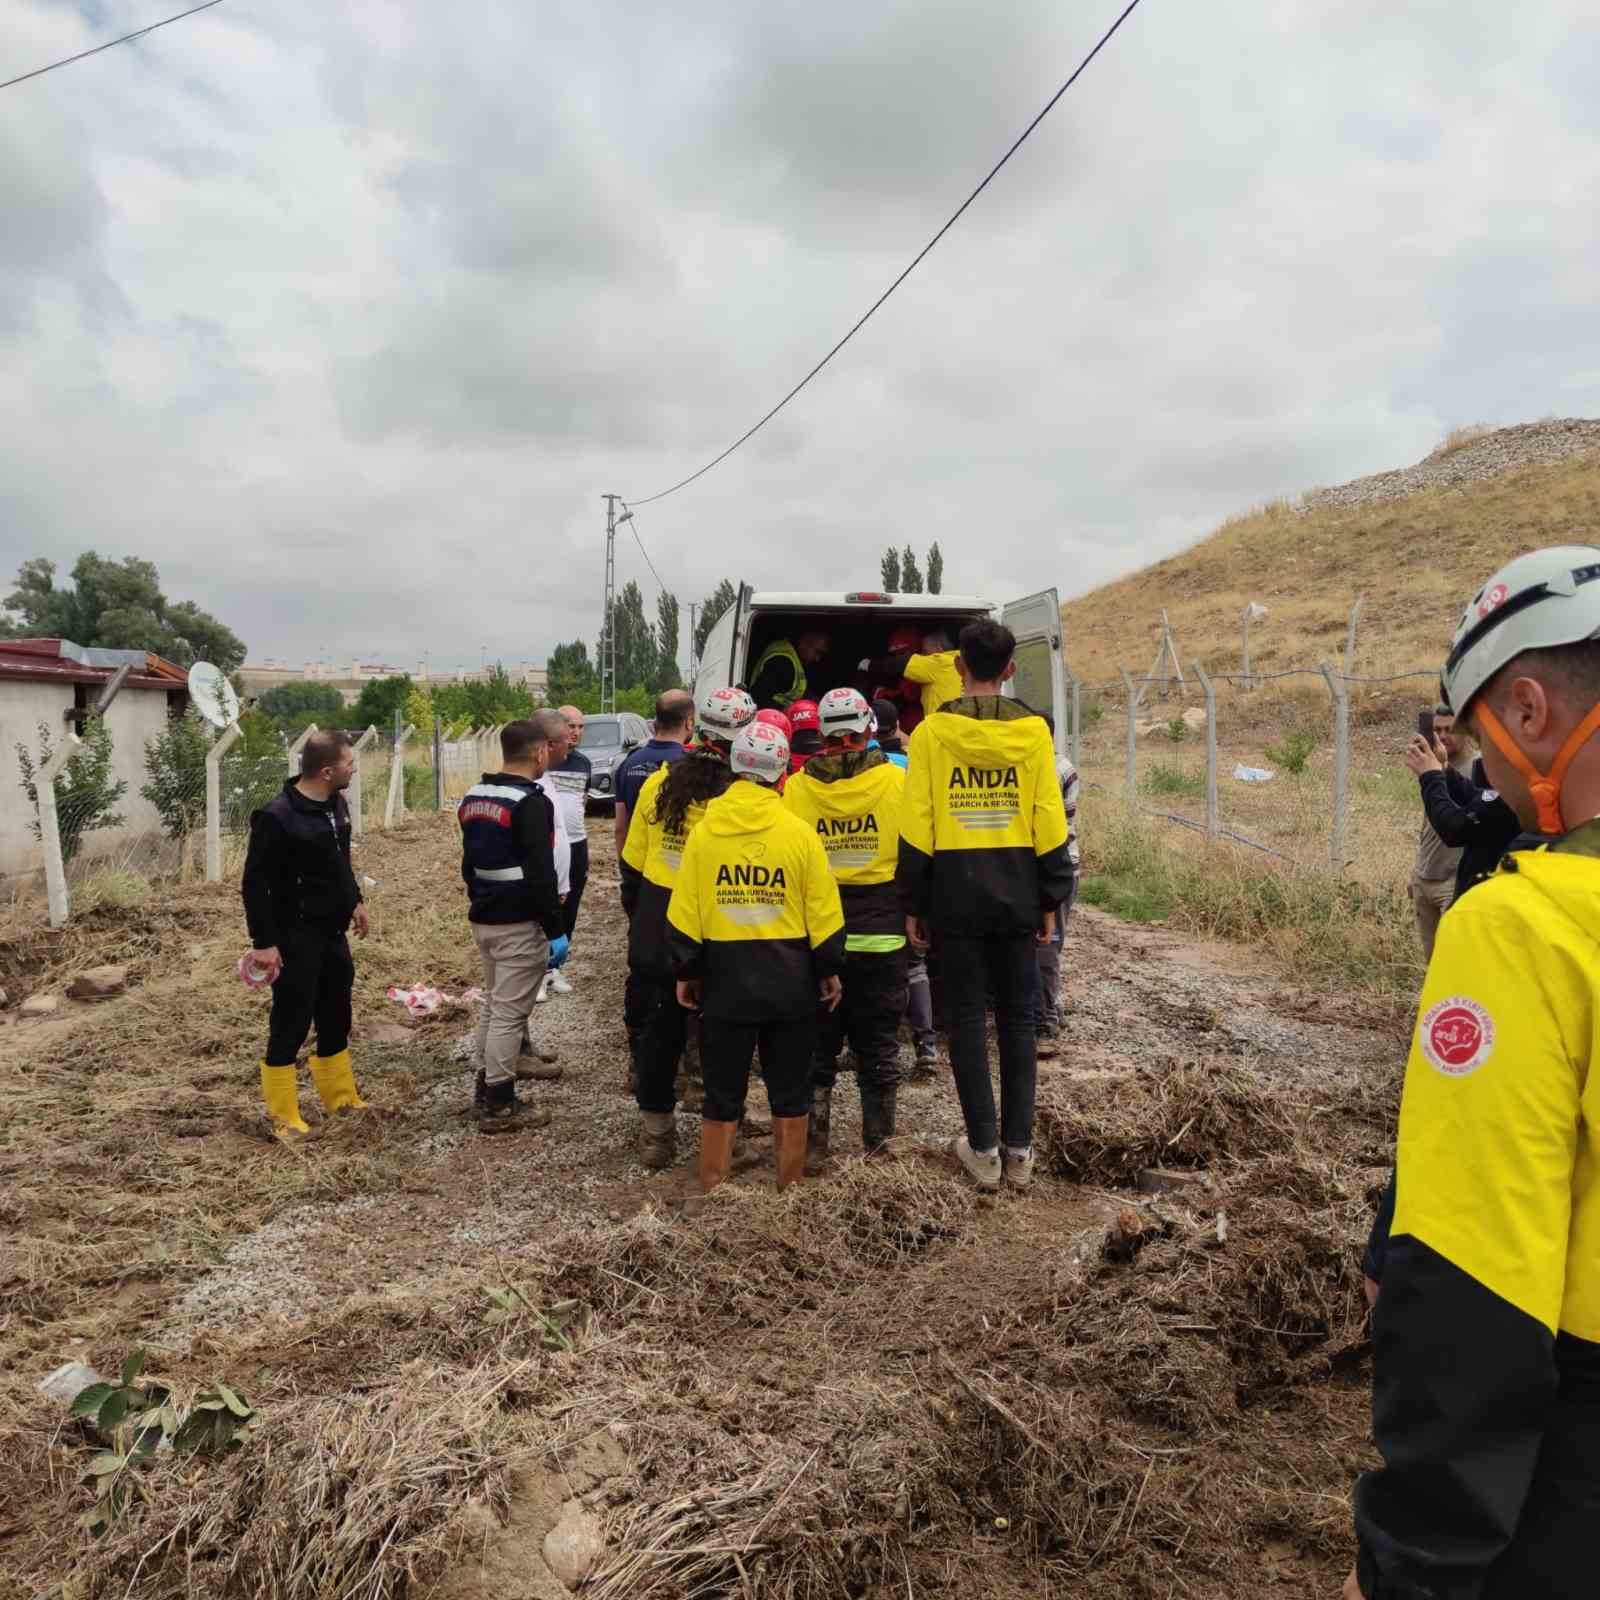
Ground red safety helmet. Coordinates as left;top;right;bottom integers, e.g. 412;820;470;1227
788;699;821;734
753;707;792;740
887;626;922;654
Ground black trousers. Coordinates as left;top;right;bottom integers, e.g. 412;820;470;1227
632;972;687;1114
940;932;1038;1151
562;839;589;939
814;948;907;1093
624;967;652;1040
265;927;354;1067
702;1016;814;1122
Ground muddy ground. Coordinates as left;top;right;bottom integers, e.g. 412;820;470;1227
0;814;1403;1598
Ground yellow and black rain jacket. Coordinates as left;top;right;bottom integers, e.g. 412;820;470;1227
619;761;729;978
666;778;846;1021
782;748;906;953
1355;819;1600;1600
902;649;964;721
896;697;1073;936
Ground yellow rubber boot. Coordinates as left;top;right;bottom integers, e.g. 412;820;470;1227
309;1048;368;1115
261;1062;310;1142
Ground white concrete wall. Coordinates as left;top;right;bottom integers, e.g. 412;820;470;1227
0;682;180;878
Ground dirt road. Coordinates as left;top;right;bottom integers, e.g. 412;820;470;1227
0;814;1403;1599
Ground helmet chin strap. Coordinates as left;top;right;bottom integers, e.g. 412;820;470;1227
1475;699;1600;835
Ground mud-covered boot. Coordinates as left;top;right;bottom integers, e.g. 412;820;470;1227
699;1119;739;1192
860;1083;897;1153
638;1110;677;1169
806;1082;833;1172
772;1116;809;1190
473;1068;487;1109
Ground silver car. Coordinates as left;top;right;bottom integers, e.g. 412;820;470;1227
579;712;650;808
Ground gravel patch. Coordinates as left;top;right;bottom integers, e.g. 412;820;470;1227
1301;417;1600;514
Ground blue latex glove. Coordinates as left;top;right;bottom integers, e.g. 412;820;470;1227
548;934;571;969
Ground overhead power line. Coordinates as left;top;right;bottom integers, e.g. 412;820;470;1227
1;0;224;93
626;0;1145;508
618;502;669;597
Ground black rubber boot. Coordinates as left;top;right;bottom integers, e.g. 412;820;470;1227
807;1082;833;1170
474;1068;487;1108
477;1076;521;1134
861;1084;897;1152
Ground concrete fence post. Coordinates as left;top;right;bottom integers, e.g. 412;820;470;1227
349;725;379;838
1344;594;1365;679
204;720;244;883
1119;666;1137;809
1319;661;1350;870
1194;663;1219;843
35;732;83;929
286;723;318;778
384;723;415;828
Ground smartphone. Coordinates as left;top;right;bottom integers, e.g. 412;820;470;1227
1416;711;1435;742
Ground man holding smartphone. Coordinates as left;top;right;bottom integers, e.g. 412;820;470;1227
1404;704;1472;960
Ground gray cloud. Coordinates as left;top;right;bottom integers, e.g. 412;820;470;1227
1;0;1597;675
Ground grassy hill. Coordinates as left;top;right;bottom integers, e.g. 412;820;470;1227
1061;424;1600;696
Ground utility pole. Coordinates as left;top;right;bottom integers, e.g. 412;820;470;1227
601;494;619;713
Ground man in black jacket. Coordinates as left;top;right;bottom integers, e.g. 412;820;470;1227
458;718;570;1133
243;729;368;1142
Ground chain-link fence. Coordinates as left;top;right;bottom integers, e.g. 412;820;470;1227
1064;662;1440;888
11;714;510;928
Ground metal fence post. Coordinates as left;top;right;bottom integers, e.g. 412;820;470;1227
1194;663;1218;842
1319;661;1350;870
204;720;244;882
349;725;379;838
1119;666;1137;808
35;732;82;929
385;723;415;828
432;718;444;810
1069;674;1082;769
286;723;318;777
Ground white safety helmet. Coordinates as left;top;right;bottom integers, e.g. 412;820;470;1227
730;720;790;785
817;686;873;740
1442;545;1600;716
695;683;758;745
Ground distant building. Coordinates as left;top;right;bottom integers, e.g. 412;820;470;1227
238;658;549;707
0;639;190;879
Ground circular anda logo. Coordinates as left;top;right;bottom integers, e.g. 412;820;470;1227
1420;997;1495;1076
1477;581;1510;620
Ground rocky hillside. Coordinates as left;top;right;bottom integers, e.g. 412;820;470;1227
1061;418;1600;695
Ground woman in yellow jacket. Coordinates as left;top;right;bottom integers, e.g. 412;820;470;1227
667;720;847;1191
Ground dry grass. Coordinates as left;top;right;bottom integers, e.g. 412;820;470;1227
1061;448;1600;699
1425;423;1494;461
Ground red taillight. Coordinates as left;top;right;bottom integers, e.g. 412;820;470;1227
845;592;891;604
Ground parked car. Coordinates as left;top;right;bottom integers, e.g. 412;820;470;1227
579;712;650;808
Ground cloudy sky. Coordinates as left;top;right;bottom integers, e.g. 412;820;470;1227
3;0;1596;672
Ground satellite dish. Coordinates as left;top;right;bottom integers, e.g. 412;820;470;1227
188;661;240;729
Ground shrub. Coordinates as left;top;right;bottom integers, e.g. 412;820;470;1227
1266;729;1317;775
141;710;212;840
1143;761;1204;800
16;714;127;862
1166;716;1186;743
1080;700;1105;729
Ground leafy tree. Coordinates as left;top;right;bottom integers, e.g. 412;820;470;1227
256;682;346;728
225;713;289;826
403;683;435;734
433;665;534;727
693;579;738;662
880;548;901;593
900;545;924;594
927;542;944;595
4;553;246;671
655;592;682;691
141;710;213;840
16;713;128;862
546;641;597;708
598;581;658;693
350;674;413;733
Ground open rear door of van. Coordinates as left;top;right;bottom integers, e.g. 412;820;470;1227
1002;588;1066;753
690;582;753;705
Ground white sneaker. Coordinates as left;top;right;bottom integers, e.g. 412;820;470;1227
548;970;573;996
950;1135;1001;1193
534;974;550;1005
1003;1146;1036;1189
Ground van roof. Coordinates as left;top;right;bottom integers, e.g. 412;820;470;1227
748;591;991;612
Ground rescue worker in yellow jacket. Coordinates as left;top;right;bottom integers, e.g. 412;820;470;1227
897;618;1073;1192
862;628;965;723
1350;545;1600;1600
783;686;908;1160
667;719;846;1192
620;684;756;1169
